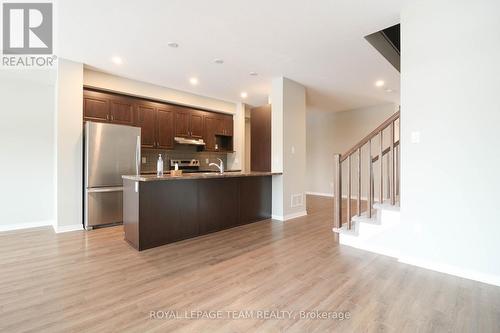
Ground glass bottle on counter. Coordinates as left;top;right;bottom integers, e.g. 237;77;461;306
157;154;164;177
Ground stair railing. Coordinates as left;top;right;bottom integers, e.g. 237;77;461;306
333;110;400;230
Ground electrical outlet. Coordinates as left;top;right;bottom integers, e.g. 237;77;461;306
142;157;147;164
205;158;209;164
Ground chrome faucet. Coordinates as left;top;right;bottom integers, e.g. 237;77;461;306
209;158;224;174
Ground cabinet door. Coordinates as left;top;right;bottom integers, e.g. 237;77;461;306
83;91;110;122
251;105;271;171
157;107;174;149
174;110;190;137
215;116;225;135
189;111;204;138
204;116;218;151
136;103;156;148
109;96;134;125
223;115;233;136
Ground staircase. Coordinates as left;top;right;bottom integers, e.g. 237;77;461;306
332;110;401;256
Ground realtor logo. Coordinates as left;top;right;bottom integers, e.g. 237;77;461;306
2;2;53;54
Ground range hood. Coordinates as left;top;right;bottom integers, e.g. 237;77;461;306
174;136;206;146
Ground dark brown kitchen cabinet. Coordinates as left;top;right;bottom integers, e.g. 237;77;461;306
204;114;234;152
222;114;233;136
136;102;175;150
83;90;134;124
83;90;110;122
213;114;233;136
174;109;205;139
189;111;204;138
204;116;219;151
109;96;134;125
198;178;239;233
174;110;190;137
83;88;232;152
156;107;174;149
136;103;156;149
251;105;271;171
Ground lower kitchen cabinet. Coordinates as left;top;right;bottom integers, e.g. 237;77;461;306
198;179;239;233
123;176;272;251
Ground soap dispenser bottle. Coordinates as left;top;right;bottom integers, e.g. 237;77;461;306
157;154;164;177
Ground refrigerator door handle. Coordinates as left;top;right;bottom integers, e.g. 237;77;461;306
87;186;124;193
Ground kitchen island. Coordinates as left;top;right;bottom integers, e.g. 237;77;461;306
122;172;278;250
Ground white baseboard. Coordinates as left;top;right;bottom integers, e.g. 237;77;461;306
306;191;334;197
305;192;375;201
272;210;308;221
398;256;500;287
0;220;53;232
53;224;83;233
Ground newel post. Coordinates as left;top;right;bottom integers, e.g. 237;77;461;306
333;154;342;230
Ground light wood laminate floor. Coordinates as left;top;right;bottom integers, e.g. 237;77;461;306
1;195;499;332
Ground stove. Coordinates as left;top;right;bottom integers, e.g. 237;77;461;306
170;159;200;172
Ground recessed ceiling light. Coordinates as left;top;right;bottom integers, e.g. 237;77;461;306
213;58;224;64
375;80;385;87
189;77;199;85
249;72;258;76
240;92;248;99
111;56;123;65
167;42;179;48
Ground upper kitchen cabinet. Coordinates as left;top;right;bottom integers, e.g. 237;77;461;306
222;114;233;136
213;114;233;136
174;110;190;137
204;115;219;151
136;102;175;150
109;96;134;125
83;90;110;122
156;106;174;149
83;89;134;125
189;111;204;139
204;113;234;152
83;88;232;152
135;102;156;149
174;108;205;139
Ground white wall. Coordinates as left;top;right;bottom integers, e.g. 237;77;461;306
271;77;307;220
54;60;84;232
0;69;56;230
307;104;397;196
399;0;500;285
84;69;236;114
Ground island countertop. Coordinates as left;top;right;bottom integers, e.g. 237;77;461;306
122;171;281;182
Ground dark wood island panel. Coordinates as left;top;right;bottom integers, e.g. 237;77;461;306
123;176;272;250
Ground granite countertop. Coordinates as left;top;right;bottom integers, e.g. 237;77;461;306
140;170;242;175
123;171;281;182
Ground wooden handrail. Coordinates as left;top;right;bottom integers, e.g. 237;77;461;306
340;111;400;162
372;140;400;163
333;110;401;231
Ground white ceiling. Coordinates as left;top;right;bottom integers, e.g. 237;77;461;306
56;0;402;111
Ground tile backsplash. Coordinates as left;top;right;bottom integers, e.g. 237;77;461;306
141;145;229;173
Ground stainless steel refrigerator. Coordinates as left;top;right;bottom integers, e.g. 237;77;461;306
84;121;141;230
